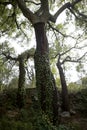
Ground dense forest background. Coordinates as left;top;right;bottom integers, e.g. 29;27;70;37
0;0;87;129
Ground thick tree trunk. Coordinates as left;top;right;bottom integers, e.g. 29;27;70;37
34;22;59;124
57;61;70;112
17;57;25;108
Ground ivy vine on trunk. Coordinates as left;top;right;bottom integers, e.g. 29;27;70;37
34;23;59;124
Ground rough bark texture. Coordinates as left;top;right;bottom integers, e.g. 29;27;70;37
51;72;59;125
34;22;59;124
57;61;70;112
17;57;25;108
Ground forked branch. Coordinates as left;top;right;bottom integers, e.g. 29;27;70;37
49;0;83;22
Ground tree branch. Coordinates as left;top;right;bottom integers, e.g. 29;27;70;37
68;7;87;23
71;0;82;7
40;0;49;12
48;22;75;39
61;52;87;64
0;2;12;6
49;0;82;22
18;48;35;60
68;8;78;19
16;0;37;24
2;48;35;62
2;52;17;61
25;0;41;5
54;33;86;59
50;2;71;22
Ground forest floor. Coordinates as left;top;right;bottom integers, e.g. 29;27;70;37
59;111;87;130
0;88;87;130
59;88;87;130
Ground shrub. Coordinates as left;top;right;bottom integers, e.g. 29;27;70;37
0;120;33;130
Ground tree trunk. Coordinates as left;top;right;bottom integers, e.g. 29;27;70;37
17;57;25;108
51;72;59;125
57;61;70;112
34;22;59;124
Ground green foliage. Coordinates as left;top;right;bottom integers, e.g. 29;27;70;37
58;123;81;130
82;77;87;87
74;89;87;117
68;82;82;93
56;77;61;89
0;88;87;130
8;77;18;89
33;113;57;130
68;76;87;93
0;57;10;86
76;63;83;72
69;123;81;130
19;108;30;122
0;119;82;130
0;119;33;130
0;115;57;130
0;4;16;35
56;24;64;31
58;122;82;130
0;42;16;88
0;88;17;110
0;1;87;129
59;125;70;130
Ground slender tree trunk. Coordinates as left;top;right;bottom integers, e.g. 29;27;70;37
17;57;25;108
51;72;59;125
57;61;70;112
34;22;59;124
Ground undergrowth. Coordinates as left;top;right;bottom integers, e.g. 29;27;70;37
0;88;87;130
